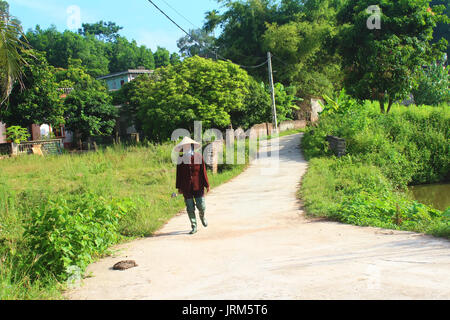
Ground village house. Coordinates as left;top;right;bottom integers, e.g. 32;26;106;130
97;67;154;137
97;67;154;91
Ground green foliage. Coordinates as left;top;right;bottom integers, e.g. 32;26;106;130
336;0;448;113
24;194;132;281
61;65;118;140
0;138;250;298
273;82;300;123
24;24;178;78
0;7;29;106
262;0;344;97
177;28;217;59
430;0;450;57
412;60;450;106
1;50;64;127
303;103;450;187
300;157;449;238
109;36;156;72
153;46;170;69
5;126;30;144
78;20;123;42
301;103;450;238
231;79;272;129
319;89;360;116
132;56;251;141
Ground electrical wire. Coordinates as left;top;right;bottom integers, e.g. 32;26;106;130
146;0;269;70
159;0;199;30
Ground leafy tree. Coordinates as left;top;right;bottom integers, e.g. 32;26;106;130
136;56;251;141
273;82;300;123
230;78;272;129
204;0;305;80
262;0;344;97
62;65;117;141
78;21;123;42
25;26;110;78
430;0;449;57
0;3;30;106
25;25;158;77
177;28;217;59
412;58;450;105
111;73;153;134
170;52;182;65
153;46;170;68
1;50;63;127
336;0;448;113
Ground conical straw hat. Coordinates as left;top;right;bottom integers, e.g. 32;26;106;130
174;136;201;152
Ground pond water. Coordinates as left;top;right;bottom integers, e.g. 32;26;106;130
408;183;450;211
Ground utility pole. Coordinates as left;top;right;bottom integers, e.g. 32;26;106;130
267;52;278;133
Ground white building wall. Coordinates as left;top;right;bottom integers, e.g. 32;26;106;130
0;122;6;143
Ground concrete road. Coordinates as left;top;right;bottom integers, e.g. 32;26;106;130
67;134;450;300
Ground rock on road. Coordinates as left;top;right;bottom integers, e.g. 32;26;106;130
67;134;450;300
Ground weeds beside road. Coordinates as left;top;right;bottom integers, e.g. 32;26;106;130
299;102;450;239
0;142;248;299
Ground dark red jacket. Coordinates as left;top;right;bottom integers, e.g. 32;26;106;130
176;153;210;193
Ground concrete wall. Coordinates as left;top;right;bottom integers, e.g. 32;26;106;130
279;120;307;132
310;98;324;123
0;122;6;143
106;75;129;91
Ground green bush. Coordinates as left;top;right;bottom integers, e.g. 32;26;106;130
412;62;450;106
23;194;134;282
300;102;450;238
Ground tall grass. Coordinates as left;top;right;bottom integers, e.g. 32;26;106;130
0;140;250;299
300;102;450;238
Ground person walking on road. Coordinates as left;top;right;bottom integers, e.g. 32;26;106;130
175;137;210;235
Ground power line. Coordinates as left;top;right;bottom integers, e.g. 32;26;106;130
159;0;199;30
145;0;268;69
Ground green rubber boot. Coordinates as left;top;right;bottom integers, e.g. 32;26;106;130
196;197;208;228
199;211;208;227
186;199;197;234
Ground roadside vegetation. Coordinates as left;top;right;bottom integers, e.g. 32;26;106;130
0;141;250;299
300;100;450;238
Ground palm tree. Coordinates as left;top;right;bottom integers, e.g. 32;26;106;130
0;9;29;106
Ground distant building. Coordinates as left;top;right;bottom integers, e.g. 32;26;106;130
97;68;154;91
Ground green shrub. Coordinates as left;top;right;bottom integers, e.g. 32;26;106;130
23;194;134;281
300;102;450;239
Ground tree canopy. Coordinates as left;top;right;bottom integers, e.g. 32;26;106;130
336;0;448;113
122;56;252;141
1;50;63;127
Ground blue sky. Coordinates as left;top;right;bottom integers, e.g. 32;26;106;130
9;0;221;53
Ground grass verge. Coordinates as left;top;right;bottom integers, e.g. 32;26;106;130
0;141;249;299
299;102;449;239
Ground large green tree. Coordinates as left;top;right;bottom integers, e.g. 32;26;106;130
1;50;63;127
61;64;117;141
262;0;344;97
177;28;217;59
336;0;448;113
135;56;251;141
26;26;110;78
153;46;170;69
78;20;123;42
